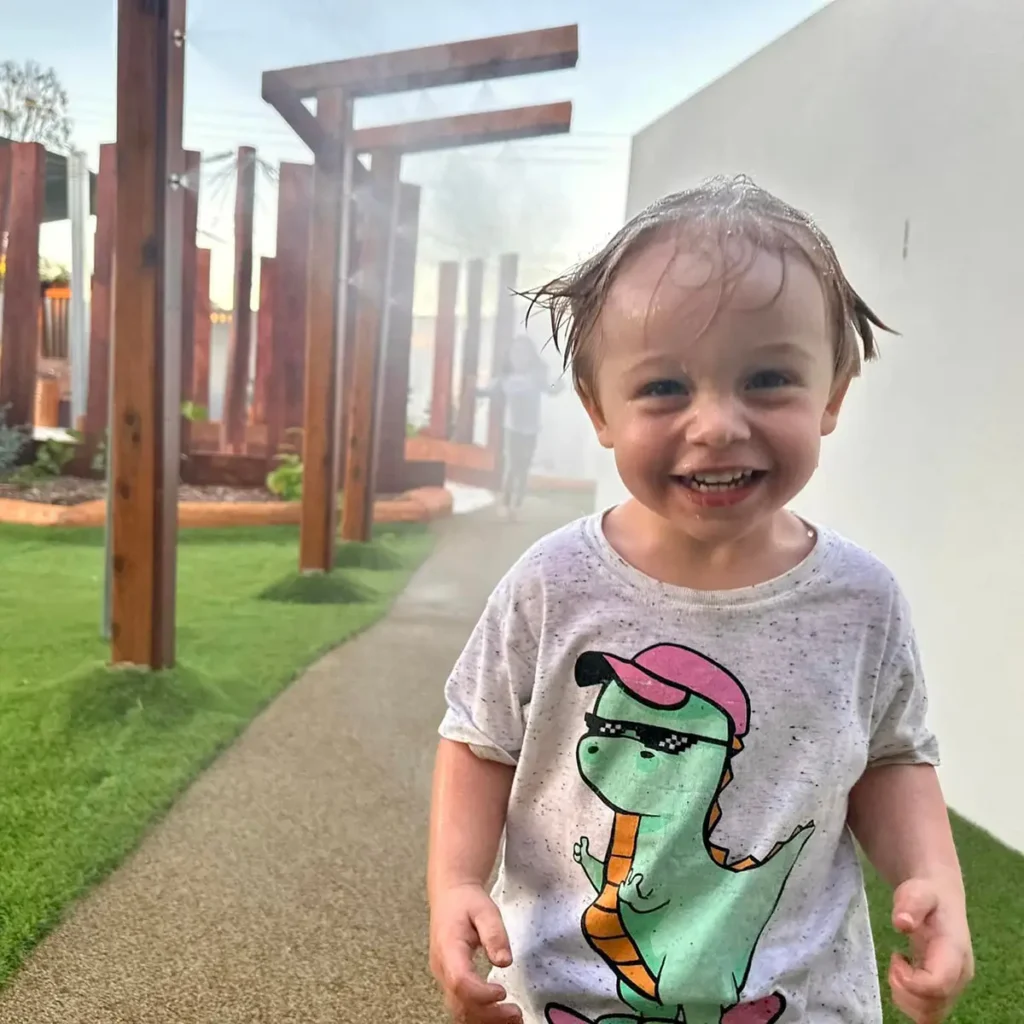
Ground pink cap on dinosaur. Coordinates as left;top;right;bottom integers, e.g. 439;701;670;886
601;643;750;738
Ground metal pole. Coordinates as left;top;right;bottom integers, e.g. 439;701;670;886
67;150;91;425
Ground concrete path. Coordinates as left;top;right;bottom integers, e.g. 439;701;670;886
0;494;587;1024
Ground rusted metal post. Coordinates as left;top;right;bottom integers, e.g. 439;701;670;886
0;143;46;428
85;144;117;437
340;150;401;542
487;252;519;451
299;91;352;572
268;162;313;458
221;145;257;451
110;0;186;668
192;247;212;410
453;257;484;444
252;257;275;424
428;261;459;440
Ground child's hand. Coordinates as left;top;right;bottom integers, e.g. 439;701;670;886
429;882;521;1024
889;878;974;1023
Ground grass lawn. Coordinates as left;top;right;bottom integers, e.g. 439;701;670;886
0;523;1021;1019
865;815;1024;1022
0;521;433;989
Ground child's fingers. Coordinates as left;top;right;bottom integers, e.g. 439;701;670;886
443;939;508;1007
892;879;939;933
469;898;514;969
891;941;964;999
889;954;955;1024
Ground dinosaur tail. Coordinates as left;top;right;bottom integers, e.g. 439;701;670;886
581;812;658;1001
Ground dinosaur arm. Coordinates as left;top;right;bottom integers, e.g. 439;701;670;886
619;871;671;914
575;837;604;892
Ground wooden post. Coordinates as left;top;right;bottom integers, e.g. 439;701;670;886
0;143;46;428
428;261;459;439
221;146;257;451
340;150;401;543
372;182;420;495
299;91;352;572
85;144;117;437
487;252;519;451
179;148;200;452
110;0;185;668
268;162;313;457
0;145;11;259
192;247;212;409
252;257;275;424
453;257;484;443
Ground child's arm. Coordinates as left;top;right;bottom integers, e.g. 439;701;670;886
428;739;520;1024
848;764;973;1022
429;738;514;898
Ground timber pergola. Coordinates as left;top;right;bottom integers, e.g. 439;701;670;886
261;25;578;569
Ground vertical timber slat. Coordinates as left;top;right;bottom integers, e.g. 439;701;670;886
252;257;275;424
221;145;257;451
454;257;484;443
340;150;401;543
299;90;351;572
428;261;459;439
374;182;420;492
0;143;46;429
268;161;313;457
487;252;519;451
85;144;118;437
179;148;200;451
192;247;212;410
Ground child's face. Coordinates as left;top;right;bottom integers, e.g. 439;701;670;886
583;234;848;543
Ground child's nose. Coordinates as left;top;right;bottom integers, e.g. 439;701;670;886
684;394;752;448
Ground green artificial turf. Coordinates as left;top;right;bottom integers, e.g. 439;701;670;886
0;524;1021;1018
0;522;433;989
865;814;1024;1022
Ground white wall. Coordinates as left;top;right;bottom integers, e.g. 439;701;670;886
593;0;1024;852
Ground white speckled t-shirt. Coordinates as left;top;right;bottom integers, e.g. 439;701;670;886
439;513;939;1024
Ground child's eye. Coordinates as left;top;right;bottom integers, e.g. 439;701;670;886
638;379;687;399
746;369;795;390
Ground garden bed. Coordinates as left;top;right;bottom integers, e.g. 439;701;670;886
0;478;283;506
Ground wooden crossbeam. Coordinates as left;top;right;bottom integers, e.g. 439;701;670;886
267;24;578;99
352;102;572;155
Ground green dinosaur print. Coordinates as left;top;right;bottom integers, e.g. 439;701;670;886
545;643;813;1024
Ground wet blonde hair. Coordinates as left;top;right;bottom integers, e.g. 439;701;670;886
524;175;892;397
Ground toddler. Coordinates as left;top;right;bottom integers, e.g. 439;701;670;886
428;176;972;1024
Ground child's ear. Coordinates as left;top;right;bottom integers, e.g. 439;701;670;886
821;375;852;436
580;386;613;449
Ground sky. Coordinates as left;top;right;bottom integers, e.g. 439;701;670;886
3;0;833;311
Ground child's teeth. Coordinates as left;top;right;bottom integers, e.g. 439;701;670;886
685;470;757;492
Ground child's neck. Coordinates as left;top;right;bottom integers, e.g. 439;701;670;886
604;501;815;592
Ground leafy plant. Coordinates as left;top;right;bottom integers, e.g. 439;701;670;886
181;401;208;423
266;452;303;502
9;431;80;485
0;404;29;479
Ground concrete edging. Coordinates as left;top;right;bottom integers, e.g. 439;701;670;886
0;487;453;529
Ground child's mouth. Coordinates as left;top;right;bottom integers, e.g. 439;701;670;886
674;469;766;493
671;469;767;507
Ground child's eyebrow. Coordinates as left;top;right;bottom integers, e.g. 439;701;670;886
746;341;814;363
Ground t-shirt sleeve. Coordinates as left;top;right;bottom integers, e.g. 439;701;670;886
439;572;538;766
868;595;940;767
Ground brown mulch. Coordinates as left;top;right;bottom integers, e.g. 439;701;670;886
0;477;283;507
